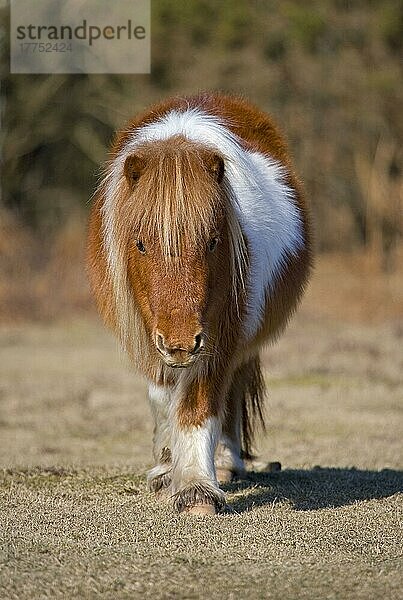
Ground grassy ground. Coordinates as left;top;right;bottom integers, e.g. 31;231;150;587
0;311;402;599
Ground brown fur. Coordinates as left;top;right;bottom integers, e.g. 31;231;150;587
87;92;312;508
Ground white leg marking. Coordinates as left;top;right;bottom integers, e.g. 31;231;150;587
147;384;172;491
148;384;172;462
171;416;221;494
215;434;245;476
216;382;245;477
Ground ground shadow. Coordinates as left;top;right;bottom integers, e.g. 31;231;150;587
222;467;403;513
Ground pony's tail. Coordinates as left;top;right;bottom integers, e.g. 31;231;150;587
239;357;266;460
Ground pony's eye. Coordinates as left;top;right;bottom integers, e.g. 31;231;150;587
136;240;146;254
208;237;219;252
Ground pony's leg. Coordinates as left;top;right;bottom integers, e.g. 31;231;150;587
215;377;246;483
170;379;225;513
147;384;172;494
216;357;265;481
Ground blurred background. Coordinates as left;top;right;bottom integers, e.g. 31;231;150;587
1;6;402;593
0;0;402;322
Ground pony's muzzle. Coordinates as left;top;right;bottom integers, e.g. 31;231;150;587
155;331;204;367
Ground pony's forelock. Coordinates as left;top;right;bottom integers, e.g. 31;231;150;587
126;139;224;262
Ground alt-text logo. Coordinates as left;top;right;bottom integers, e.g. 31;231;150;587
10;0;150;74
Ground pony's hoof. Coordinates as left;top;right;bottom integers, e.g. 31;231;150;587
173;484;225;514
266;461;282;472
216;467;246;483
185;503;217;516
216;468;234;483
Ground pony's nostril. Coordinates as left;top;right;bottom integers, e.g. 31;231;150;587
193;334;203;354
155;330;203;359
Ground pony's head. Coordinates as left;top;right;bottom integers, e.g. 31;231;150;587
110;135;245;368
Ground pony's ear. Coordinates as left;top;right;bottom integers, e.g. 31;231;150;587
124;153;146;188
204;151;225;184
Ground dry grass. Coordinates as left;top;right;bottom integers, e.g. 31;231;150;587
304;248;403;324
0;312;402;599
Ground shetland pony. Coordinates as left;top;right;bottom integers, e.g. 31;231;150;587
87;92;312;514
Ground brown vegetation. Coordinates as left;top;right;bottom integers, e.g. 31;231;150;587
1;0;402;267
